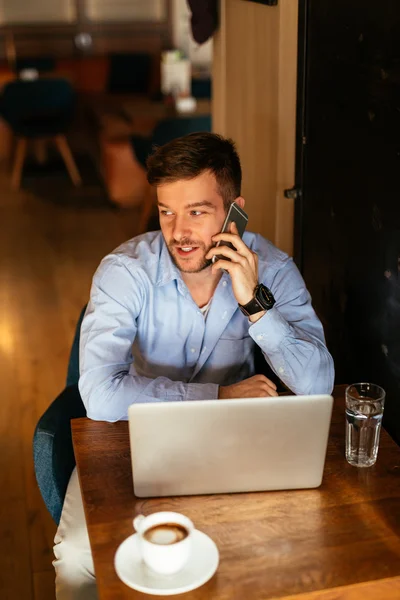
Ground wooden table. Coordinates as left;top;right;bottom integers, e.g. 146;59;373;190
72;386;400;600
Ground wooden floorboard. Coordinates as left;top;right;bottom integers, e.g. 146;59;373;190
0;500;33;600
33;570;59;600
0;164;142;600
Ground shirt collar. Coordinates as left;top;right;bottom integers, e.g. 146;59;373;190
155;237;182;287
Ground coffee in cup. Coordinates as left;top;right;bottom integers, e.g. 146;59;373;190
143;523;189;545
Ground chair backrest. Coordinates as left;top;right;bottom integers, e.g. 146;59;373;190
1;78;75;125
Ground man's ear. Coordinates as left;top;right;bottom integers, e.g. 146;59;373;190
235;196;245;209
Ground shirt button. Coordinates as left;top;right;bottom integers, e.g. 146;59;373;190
256;334;263;341
279;367;285;374
191;348;196;353
222;281;227;287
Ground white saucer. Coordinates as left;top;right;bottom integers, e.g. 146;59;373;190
114;529;219;596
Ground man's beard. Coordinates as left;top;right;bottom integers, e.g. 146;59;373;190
167;239;214;273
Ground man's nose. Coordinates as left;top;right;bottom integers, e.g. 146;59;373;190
172;215;191;241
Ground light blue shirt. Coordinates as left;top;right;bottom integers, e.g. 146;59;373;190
79;231;334;421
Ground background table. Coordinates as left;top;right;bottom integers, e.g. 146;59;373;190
72;386;400;600
86;94;212;138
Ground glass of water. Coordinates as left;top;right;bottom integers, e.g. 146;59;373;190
345;383;385;467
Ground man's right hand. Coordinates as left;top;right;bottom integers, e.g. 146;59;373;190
218;375;278;399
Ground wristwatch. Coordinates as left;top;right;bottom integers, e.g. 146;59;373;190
239;284;275;317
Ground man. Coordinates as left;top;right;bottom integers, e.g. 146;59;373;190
53;132;334;599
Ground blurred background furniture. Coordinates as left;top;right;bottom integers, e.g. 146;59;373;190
0;78;81;190
89;97;211;215
14;56;56;76
107;52;153;95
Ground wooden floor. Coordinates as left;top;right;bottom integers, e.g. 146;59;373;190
0;165;142;599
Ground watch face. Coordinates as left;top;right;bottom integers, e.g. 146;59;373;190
257;284;275;308
239;284;275;316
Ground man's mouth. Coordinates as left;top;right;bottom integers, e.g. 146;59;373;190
175;246;199;257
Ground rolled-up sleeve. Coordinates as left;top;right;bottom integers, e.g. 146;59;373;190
249;258;335;395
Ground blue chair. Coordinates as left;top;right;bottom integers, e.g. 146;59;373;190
33;306;86;524
132;115;212;232
0;78;82;190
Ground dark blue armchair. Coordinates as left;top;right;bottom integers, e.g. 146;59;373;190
33;306;86;524
1;78;82;190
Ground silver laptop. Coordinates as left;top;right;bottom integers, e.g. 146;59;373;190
128;394;333;498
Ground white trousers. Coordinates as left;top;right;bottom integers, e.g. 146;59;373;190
53;468;98;600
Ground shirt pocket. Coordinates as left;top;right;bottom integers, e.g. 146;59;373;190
213;334;255;369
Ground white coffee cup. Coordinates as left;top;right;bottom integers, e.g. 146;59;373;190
133;511;194;575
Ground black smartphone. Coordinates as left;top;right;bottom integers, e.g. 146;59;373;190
212;202;249;263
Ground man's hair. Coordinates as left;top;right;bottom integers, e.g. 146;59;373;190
146;132;242;210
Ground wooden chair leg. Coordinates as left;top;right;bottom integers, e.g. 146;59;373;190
138;184;156;234
34;139;47;165
0;120;13;164
55;135;82;186
11;138;27;191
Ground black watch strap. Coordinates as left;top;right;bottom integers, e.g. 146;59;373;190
239;284;275;317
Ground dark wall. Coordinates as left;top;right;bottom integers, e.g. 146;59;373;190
298;0;400;443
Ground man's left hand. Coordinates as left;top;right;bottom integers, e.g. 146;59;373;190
206;222;259;307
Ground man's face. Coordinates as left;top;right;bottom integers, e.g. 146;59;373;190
157;171;227;274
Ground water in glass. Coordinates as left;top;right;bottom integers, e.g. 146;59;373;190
346;397;383;467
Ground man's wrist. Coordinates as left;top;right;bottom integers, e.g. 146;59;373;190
248;310;266;324
218;385;228;400
239;284;275;318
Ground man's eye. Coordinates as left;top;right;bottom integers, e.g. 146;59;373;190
161;210;173;216
190;211;204;216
